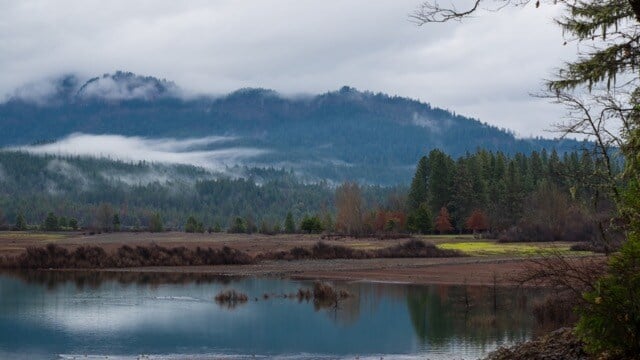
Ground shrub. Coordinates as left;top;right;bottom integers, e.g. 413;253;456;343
300;215;323;234
214;289;248;308
575;235;640;357
3;243;254;269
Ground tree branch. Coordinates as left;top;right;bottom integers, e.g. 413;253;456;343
411;0;483;23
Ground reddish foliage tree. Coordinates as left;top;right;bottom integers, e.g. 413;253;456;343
434;207;453;234
372;210;407;232
465;209;489;235
374;210;387;231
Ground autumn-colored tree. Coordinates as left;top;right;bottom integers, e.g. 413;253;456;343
434;207;453;234
335;182;364;236
96;203;114;232
373;209;407;232
465;209;488;237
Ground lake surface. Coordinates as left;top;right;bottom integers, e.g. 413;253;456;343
0;271;546;359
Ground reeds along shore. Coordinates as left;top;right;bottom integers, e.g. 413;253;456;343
0;239;462;269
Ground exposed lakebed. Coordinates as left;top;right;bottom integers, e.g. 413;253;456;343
0;271;549;359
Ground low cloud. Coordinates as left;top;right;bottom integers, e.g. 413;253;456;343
46;159;91;191
15;133;267;172
411;112;451;134
77;72;179;100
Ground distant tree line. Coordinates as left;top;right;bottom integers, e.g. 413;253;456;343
403;148;619;242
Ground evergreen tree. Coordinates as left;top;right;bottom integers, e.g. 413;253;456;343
407;156;429;213
426;150;454;214
228;217;247;233
284;212;296;234
185;215;199;233
112;214;121;232
408;202;432;234
503;161;525;226
300;215;323;234
450;159;474;231
149;212;163;233
14;213;26;231
69;218;78;230
58;216;68;229
44;212;58;231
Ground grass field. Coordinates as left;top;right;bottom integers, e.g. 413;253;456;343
436;241;586;257
0;232;71;242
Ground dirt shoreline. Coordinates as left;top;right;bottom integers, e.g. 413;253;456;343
90;256;577;286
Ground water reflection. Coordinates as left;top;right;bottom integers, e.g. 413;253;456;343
406;285;534;348
4;270;236;289
0;271;549;359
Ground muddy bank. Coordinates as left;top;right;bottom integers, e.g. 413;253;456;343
485;327;591;360
97;256;579;286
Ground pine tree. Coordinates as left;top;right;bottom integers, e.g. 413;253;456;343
44;212;58;231
58;216;68;229
407;156;429;213
149;212;163;233
14;213;27;231
450;159;474;231
284;212;296;234
112;214;121;232
69;218;79;231
185;215;199;233
410;203;432;234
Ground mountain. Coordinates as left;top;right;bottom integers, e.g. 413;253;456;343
0;72;583;184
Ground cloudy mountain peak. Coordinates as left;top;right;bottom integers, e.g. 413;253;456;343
75;71;179;101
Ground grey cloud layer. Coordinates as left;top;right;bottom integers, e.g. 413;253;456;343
0;0;575;136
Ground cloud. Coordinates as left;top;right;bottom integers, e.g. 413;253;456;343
15;133;267;172
46;159;91;191
0;1;576;136
76;72;179;100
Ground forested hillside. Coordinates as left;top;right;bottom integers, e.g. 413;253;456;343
0;148;617;246
0;151;392;232
0;72;584;184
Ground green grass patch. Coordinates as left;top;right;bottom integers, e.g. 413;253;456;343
436;241;582;257
0;232;70;241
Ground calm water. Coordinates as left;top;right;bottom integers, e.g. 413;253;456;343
0;271;546;359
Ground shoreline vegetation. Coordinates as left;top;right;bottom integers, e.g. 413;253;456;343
0;239;461;269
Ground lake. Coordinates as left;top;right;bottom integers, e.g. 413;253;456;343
0;271;547;359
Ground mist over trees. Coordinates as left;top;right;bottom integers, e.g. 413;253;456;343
0;147;615;241
0;151;392;232
0;73;587;184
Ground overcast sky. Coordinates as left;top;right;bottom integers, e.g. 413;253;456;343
0;0;577;137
